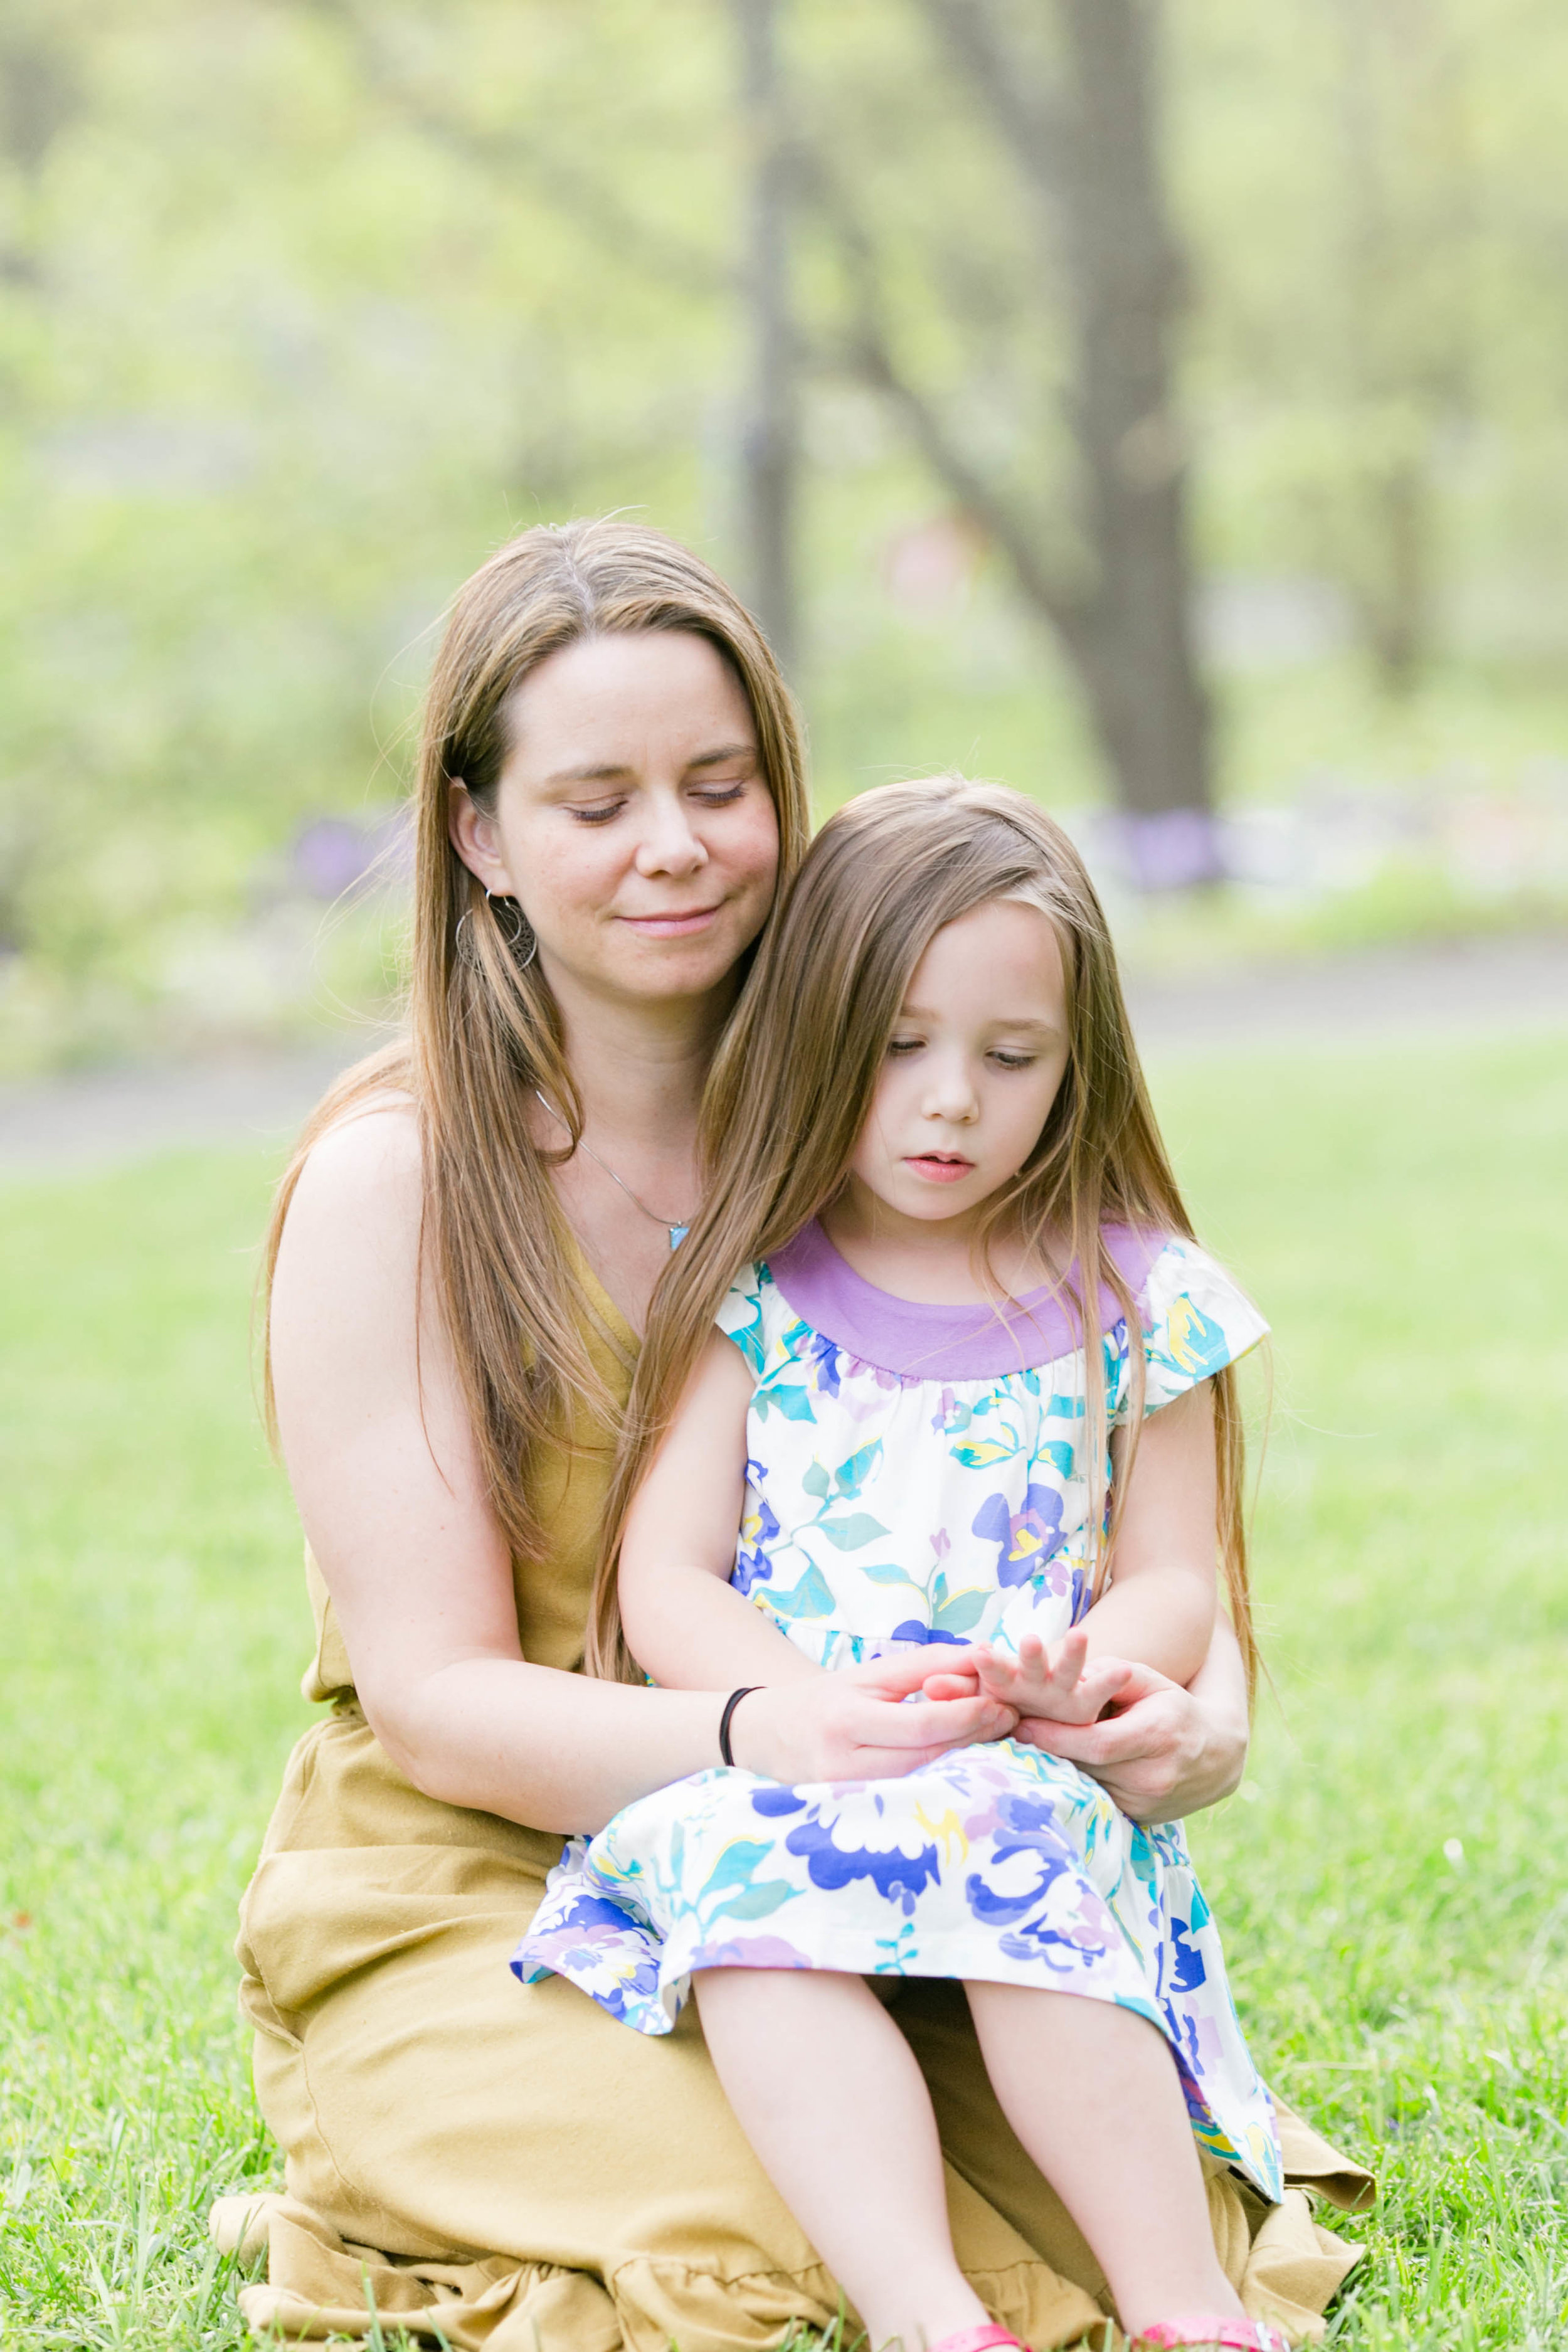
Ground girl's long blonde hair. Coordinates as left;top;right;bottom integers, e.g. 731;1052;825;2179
587;776;1258;1694
262;519;810;1574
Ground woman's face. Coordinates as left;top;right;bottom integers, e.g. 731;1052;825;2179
449;629;780;1010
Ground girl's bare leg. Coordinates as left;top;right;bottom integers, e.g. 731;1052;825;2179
693;1968;993;2352
965;1981;1244;2341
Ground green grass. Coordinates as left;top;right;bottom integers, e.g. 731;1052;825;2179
2;1029;1567;2348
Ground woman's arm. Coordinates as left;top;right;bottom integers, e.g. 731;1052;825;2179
1016;1621;1251;1823
269;1110;1012;1835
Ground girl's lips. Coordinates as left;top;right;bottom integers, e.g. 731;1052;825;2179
904;1155;975;1184
617;904;723;938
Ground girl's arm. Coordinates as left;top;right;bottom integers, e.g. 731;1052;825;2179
953;1382;1221;1724
272;1113;1009;1835
1079;1377;1221;1680
617;1331;822;1692
618;1335;1020;1780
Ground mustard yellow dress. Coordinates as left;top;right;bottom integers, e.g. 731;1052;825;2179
214;1268;1372;2351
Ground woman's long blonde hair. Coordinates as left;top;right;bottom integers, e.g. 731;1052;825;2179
588;776;1258;1695
262;519;810;1572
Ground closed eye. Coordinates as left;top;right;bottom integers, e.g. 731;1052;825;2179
886;1036;926;1058
990;1049;1039;1069
568;799;627;826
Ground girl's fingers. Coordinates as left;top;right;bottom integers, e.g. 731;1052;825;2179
971;1656;1016;1698
850;1648;984;1699
1083;1657;1136;1706
921;1670;982;1700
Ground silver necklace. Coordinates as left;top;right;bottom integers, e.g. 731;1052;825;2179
535;1090;692;1249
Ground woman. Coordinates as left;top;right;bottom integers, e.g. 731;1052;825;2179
215;521;1370;2351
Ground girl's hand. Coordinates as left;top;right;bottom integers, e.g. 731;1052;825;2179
943;1628;1135;1727
918;1628;1131;1725
726;1650;1017;1784
1011;1655;1249;1823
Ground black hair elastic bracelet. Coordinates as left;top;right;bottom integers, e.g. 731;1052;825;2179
718;1687;760;1767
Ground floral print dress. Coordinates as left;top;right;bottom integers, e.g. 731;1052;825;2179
514;1222;1283;2201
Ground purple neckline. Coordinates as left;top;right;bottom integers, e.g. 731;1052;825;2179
765;1220;1167;1380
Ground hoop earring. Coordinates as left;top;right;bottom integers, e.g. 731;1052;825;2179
453;907;479;970
485;888;538;972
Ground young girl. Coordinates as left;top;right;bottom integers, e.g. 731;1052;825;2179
516;778;1290;2352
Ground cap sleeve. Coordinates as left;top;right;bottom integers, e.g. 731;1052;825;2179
715;1261;769;1378
1127;1239;1269;1419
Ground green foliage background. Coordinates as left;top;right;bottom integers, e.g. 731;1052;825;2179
3;0;1568;1068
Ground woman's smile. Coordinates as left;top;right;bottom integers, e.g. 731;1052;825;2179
615;901;725;938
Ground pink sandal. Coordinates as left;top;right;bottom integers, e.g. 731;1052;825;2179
1136;2320;1293;2350
928;2330;1026;2352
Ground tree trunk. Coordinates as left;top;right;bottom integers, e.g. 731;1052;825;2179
894;0;1218;882
1333;0;1442;698
1053;0;1218;882
734;0;798;675
1363;451;1431;695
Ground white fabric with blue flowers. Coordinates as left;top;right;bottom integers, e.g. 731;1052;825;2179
512;1225;1282;2200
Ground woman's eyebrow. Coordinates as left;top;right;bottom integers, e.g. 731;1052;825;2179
541;760;632;786
684;741;757;771
539;742;757;788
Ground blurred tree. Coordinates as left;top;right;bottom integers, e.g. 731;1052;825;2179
0;0;738;1066
734;0;798;671
1330;0;1468;694
3;0;1568;1069
1173;0;1564;697
803;0;1219;884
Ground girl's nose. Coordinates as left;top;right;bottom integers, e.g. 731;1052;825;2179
922;1060;980;1123
634;790;709;879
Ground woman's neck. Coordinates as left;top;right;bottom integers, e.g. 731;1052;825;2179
535;963;734;1331
551;977;728;1152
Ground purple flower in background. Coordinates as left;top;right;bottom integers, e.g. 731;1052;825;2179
287;808;412;901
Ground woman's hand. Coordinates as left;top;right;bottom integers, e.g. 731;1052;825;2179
726;1649;1017;1785
1012;1636;1250;1823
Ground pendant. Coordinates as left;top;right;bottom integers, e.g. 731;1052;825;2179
669;1224;689;1248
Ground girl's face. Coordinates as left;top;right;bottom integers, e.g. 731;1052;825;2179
847;898;1071;1232
448;628;780;1010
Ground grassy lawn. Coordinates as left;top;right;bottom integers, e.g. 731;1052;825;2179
2;1026;1566;2349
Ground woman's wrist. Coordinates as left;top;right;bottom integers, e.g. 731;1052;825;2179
718;1687;760;1767
1135;1680;1248;1821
